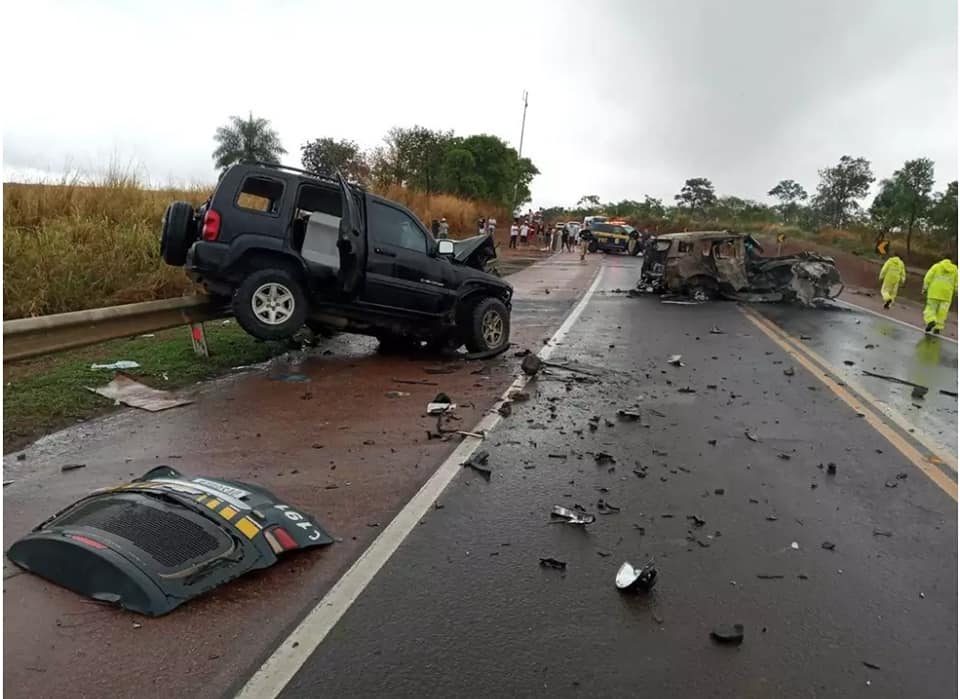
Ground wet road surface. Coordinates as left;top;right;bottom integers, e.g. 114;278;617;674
2;253;598;699
278;257;957;699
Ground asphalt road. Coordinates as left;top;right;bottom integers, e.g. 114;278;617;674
277;256;957;699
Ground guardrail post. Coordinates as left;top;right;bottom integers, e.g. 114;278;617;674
190;322;209;357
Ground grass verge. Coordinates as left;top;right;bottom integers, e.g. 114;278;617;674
3;321;287;452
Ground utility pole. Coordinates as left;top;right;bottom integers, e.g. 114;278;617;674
512;90;529;214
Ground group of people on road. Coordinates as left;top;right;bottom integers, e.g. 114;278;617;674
878;249;957;335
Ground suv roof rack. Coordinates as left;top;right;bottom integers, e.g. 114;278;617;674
239;160;339;184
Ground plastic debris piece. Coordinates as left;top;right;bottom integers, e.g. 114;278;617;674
550;505;595;525
884;479;898;488
745;430;759;442
714;488;725;495
615;560;657;591
872;528;893;537
385;390;410;398
710;624;744;645
911;386;928;400
597;499;621;514
709;326;725;334
687;515;706;527
821;541;836;551
756;574;784;579
462;450;491;480
497;402;512;417
88;373;192;412
539;557;567;571
790;541;800;550
60;464;86;472
90;360;140;371
617;409;642;421
594;451;616;465
783;366;795;377
427;391;456;415
862;661;880;671
667;354;684;367
826;462;837;475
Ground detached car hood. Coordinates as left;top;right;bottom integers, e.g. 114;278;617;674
451;233;497;269
6;466;333;616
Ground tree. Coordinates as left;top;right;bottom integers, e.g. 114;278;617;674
813;156;875;227
212;113;286;170
929;180;958;245
300;137;369;182
892;158;935;256
674;178;716;216
768;179;808;222
577;195;601;209
439;147;484;199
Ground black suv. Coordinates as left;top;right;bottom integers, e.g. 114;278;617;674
160;162;512;353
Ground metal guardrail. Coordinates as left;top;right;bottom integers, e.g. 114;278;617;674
3;296;230;362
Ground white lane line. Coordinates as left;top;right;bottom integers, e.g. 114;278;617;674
835;298;958;344
236;266;605;699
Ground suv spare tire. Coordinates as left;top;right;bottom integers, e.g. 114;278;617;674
465;297;510;353
160;201;197;266
233;268;308;341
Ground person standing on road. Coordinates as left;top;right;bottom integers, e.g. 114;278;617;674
519;220;529;247
509;219;519;249
487;217;497;236
878;253;906;309
438;217;449;239
922;257;958;334
477;217;486;236
578;226;591;261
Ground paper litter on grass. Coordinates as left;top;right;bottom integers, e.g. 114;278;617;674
87;373;192;412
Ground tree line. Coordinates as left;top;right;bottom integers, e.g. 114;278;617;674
211;113;538;209
555;155;957;259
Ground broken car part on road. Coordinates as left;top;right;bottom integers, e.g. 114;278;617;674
5;467;333;616
550;505;596;525
615;560;657;591
88;373;193;412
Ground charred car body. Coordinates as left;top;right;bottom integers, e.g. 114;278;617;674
639;231;843;305
160;162;511;353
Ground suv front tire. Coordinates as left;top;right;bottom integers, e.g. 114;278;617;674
233;268;308;340
465;297;510;353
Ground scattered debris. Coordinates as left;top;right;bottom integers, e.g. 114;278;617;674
687;515;706;527
744;430;759;442
756;574;784;580
708;439;717;446
667;354;684;367
714;488;725;495
826;462;837;475
777;454;791;461
88;373;192;412
843;360;855;366
594;451;616;465
633;524;646;534
427;392;456;415
510;391;531;402
550;505;595;525
678;387;696;394
766;515;778;522
462;450;491;480
872;529;893;537
709;326;725;334
911;386;928;400
615;561;657;591
596;499;621;514
539;557;567;571
896;472;908;480
16;454;26;461
821;541;836;551
884;480;898;488
456;430;484;440
269;373;310;383
497;402;512;417
384;390;410;398
392;378;438;386
617;409;642;421
862;370;927;391
783;366;795;377
90;360;140;371
423;366;458;375
60;464;86;472
799;334;812;341
862;661;880;671
710;623;744;645
3;480;14;487
520;354;543;376
790;542;800;550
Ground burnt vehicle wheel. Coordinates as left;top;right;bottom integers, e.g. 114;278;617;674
587;240;599;254
687;276;719;302
233;269;308;340
160;201;196;266
465;297;510;353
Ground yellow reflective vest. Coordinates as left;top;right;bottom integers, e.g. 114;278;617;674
923;259;958;301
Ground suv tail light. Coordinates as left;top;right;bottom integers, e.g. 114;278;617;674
201;209;221;241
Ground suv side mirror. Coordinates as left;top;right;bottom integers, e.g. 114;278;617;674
437;240;455;256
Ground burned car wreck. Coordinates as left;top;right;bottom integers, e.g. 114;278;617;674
638;231;843;305
6;467;333;616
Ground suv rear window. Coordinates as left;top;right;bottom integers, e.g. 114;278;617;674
236;176;284;215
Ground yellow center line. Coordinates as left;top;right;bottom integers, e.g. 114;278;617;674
740;307;958;502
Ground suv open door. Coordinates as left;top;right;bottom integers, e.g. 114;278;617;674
336;171;366;297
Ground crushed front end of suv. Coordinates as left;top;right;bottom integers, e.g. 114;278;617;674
160;162;512;354
638;231;843;305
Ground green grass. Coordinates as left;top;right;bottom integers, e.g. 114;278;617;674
3;322;287;452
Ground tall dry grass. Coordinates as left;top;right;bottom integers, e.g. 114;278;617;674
2;174;510;319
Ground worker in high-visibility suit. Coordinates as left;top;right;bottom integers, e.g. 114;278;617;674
922;258;958;334
878;254;906;309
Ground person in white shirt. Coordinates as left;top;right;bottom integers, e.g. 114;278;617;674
487;217;497;236
519;221;529;246
509;220;519;249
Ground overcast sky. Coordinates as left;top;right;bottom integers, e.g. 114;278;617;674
3;0;957;208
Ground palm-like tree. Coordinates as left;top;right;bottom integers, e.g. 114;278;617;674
212;112;287;170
